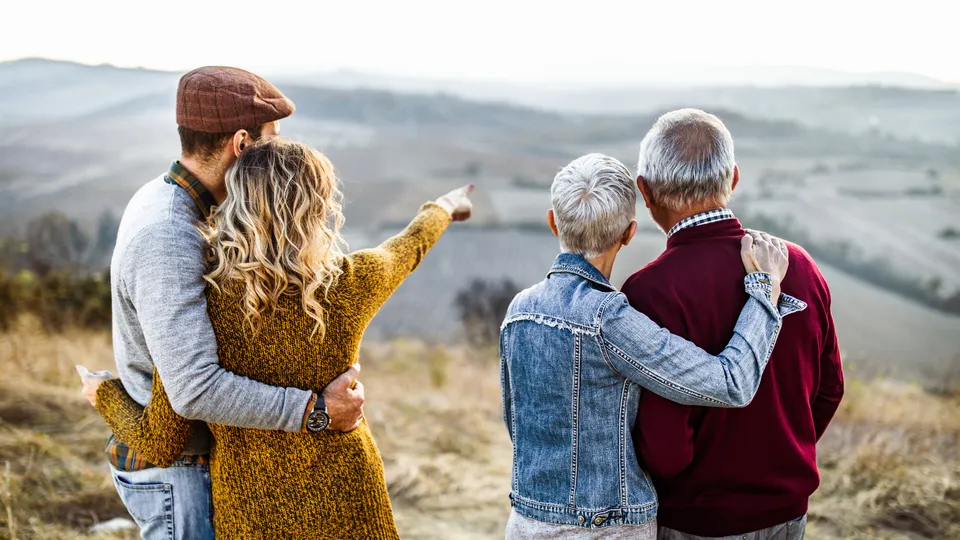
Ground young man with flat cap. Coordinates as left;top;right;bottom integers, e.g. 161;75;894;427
76;67;365;539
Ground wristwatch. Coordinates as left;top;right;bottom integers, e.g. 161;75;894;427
306;395;331;432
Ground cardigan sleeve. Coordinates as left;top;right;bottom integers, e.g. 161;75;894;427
349;202;451;318
95;367;192;467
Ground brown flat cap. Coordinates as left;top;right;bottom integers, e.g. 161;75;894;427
176;66;295;133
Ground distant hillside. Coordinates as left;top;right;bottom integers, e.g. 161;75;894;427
2;59;957;230
0;58;177;124
280;64;960;143
6;58;960;144
531;85;960;144
285;63;956;96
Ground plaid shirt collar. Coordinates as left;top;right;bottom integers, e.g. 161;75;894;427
164;161;216;217
666;208;736;238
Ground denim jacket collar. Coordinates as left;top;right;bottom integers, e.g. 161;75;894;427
546;253;617;293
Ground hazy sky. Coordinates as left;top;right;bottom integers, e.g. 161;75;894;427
4;0;958;82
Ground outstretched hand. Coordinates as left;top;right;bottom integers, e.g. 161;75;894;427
741;230;790;301
76;365;117;407
322;364;365;432
435;184;475;222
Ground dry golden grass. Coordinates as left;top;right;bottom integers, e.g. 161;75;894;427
0;323;957;539
807;377;960;539
0;321;133;540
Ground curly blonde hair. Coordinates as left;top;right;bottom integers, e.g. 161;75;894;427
199;138;347;338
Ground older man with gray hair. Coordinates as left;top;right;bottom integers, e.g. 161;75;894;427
625;109;843;539
499;153;803;538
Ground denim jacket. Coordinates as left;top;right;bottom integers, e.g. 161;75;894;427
499;253;806;528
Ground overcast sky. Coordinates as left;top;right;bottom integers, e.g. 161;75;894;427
4;0;958;83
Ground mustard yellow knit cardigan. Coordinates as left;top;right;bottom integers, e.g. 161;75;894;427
96;203;451;539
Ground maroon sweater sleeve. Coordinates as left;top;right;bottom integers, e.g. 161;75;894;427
812;291;843;440
623;276;698;479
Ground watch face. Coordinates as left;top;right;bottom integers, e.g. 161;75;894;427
307;411;330;432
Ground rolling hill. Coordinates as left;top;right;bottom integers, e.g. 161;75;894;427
0;58;957;383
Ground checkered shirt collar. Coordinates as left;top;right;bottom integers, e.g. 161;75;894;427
164;161;216;217
666;208;736;238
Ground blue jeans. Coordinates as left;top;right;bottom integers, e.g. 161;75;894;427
110;462;214;540
658;516;806;540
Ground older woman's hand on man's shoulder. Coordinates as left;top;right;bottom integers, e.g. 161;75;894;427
741;229;790;300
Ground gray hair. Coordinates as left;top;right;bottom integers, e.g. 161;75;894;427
636;108;736;211
551;153;636;259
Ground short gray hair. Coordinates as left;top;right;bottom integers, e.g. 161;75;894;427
636;108;736;211
551;153;636;259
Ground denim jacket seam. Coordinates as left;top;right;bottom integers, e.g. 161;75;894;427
512;493;576;511
618;380;629;506
500;330;509;435
503;327;520;494
595;291;619;329
597;337;623;378
569;332;582;507
500;328;519;494
511;388;519;493
511;492;656;512
604;343;725;406
594;294;635;381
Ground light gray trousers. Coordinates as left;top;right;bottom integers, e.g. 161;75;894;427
658;515;806;540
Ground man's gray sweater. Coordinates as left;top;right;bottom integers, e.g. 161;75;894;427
111;176;312;455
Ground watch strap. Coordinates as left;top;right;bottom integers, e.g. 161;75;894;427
301;392;319;432
314;393;327;413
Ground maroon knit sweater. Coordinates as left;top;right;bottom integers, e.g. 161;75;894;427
623;218;843;536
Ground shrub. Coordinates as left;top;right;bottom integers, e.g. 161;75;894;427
0;211;114;333
0;269;15;332
0;270;111;333
454;278;521;346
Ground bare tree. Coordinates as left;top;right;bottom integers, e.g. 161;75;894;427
454;278;520;346
24;213;89;274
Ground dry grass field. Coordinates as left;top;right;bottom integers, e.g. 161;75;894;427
0;322;958;539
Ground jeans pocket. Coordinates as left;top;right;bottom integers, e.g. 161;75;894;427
112;473;174;527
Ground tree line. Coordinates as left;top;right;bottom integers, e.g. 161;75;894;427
1;210;521;343
0;211;117;332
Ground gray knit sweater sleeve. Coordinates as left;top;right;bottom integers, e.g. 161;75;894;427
121;220;312;431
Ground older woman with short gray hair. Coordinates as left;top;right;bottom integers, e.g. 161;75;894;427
550;153;638;260
500;153;798;538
